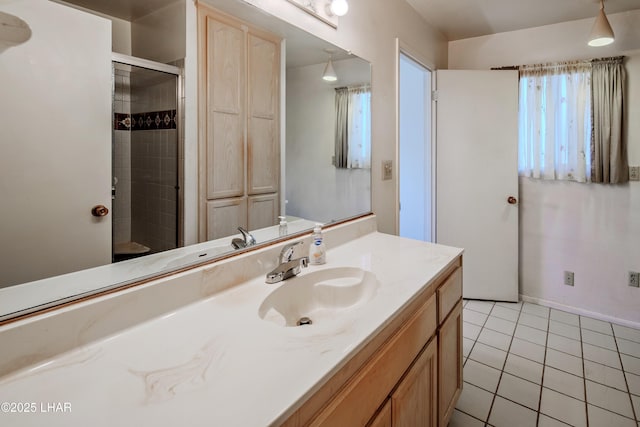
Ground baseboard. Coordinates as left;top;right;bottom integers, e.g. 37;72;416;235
519;294;640;330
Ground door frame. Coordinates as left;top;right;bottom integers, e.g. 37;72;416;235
394;39;437;240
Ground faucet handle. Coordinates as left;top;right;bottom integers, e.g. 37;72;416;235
280;241;303;262
237;226;256;246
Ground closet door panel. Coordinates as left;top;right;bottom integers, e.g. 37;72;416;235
248;193;278;231
206;197;247;241
206;17;245;199
208;111;244;198
248;33;279;195
248;33;278;118
248;118;279;194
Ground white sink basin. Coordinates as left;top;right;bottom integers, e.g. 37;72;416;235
258;267;378;327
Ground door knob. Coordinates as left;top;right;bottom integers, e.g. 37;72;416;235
91;205;109;217
507;196;517;205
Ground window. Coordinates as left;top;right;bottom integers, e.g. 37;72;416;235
517;57;627;184
518;62;592;182
334;85;371;169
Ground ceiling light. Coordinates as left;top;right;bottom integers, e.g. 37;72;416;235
328;0;349;17
588;0;615;47
322;59;338;82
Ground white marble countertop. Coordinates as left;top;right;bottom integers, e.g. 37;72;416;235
0;231;462;426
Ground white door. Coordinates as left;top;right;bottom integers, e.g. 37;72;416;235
399;53;433;242
436;70;519;301
0;0;112;287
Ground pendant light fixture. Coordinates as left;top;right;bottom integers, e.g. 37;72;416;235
327;0;349;17
588;0;615;47
322;49;338;82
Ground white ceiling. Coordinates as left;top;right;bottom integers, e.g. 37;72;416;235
406;0;640;41
61;0;640;61
61;0;353;67
61;0;176;21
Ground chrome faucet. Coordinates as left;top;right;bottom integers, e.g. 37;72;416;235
231;226;257;249
265;241;309;284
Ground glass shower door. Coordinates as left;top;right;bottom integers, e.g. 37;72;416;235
112;61;179;261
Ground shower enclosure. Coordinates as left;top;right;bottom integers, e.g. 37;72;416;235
111;55;181;262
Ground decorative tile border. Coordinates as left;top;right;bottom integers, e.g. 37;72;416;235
114;113;131;131
114;110;177;131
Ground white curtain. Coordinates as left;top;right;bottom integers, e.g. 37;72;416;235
335;85;371;169
518;61;592;182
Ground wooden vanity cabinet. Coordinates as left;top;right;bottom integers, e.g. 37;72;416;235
437;268;463;427
389;337;438;427
367;400;392;427
282;257;463;427
438;301;463;427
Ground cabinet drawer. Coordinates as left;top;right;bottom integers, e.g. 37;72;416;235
309;293;437;427
437;267;462;324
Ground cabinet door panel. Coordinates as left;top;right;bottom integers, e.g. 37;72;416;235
367;399;392;427
208;111;244;198
248;193;278;230
438;300;463;427
248;118;279;194
391;338;438;427
206;198;247;240
208;18;243;113
248;33;278;118
247;33;279;195
206;17;245;199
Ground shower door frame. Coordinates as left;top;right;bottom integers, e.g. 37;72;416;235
111;53;184;255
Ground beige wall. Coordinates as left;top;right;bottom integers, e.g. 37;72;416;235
449;10;640;325
54;0;132;54
286;58;371;222
132;1;186;64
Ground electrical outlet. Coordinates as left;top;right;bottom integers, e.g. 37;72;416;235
382;160;393;181
629;271;640;288
629;166;640;181
564;271;574;286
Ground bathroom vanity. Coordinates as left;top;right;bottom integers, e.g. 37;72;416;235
282;252;462;427
0;216;462;426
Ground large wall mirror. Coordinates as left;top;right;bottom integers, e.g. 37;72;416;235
0;0;371;321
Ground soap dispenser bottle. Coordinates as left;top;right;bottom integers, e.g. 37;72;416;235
308;223;326;265
278;216;288;237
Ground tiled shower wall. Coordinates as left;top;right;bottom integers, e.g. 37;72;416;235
130;75;178;253
112;66;178;254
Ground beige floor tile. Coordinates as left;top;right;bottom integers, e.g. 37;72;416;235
488;396;537;427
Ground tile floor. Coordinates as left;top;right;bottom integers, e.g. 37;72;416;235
450;300;640;427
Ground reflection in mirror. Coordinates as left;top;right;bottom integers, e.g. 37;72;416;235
287;57;371;223
0;0;370;322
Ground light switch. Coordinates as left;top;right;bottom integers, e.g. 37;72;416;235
382;160;392;180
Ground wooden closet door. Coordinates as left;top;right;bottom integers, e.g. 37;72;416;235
205;17;245;200
247;32;280;196
206;198;247;240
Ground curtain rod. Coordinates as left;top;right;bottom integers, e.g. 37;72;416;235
491;55;624;71
334;83;371;91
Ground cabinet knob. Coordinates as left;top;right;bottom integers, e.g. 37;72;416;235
507;196;517;205
91;205;109;217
